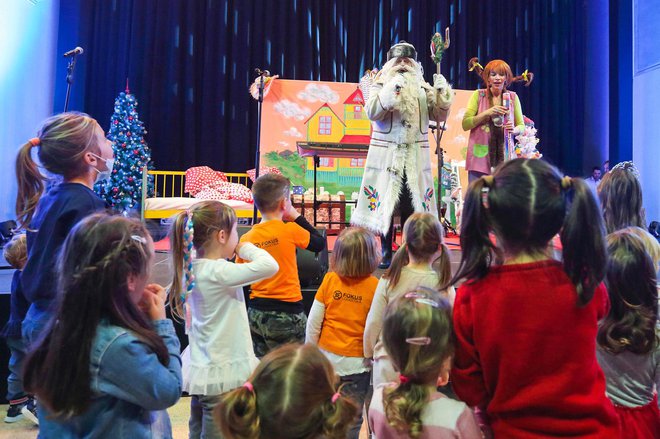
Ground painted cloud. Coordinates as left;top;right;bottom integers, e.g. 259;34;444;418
274;100;312;121
297;83;339;104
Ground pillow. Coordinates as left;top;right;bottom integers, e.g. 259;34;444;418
196;181;253;204
185;166;228;196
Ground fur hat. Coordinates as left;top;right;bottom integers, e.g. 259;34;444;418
387;41;417;61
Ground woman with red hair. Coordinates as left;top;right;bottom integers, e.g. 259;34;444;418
462;59;526;182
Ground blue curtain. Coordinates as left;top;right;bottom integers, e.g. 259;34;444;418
68;0;587;174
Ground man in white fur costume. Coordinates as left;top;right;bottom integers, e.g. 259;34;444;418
351;41;453;267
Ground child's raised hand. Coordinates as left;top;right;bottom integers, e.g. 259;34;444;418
139;283;167;321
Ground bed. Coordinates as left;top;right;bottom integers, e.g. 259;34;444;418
140;169;259;222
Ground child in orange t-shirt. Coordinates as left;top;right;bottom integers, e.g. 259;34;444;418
306;227;380;439
239;174;325;357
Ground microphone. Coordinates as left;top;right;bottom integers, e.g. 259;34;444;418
502;92;511;125
63;47;84;57
254;68;270;76
394;70;405;93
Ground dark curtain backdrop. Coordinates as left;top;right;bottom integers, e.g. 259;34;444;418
71;0;586;175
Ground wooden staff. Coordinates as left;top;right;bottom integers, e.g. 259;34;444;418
430;28;453;233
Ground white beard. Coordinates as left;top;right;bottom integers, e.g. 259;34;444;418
397;71;422;126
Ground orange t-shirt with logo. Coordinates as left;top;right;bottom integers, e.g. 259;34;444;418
239;220;310;302
316;272;379;357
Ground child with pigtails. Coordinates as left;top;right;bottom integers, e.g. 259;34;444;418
169;200;278;439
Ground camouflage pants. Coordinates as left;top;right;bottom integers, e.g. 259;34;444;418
247;308;307;358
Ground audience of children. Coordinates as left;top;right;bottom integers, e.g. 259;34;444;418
369;289;481;438
305;227;380;439
169;200;279;439
1;234;33;423
10;112;660;439
214;343;358;439
238;173;326;357
450;158;620;437
15;112;109;349
364;212;453;388
23;214;182;438
597;228;660;437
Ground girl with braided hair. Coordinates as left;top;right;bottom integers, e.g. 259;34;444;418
23;214;182;438
450;158;620;438
368;289;481;438
169;200;278;439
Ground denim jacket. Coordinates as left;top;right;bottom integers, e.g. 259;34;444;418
38;319;182;439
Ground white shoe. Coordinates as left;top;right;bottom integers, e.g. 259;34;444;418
21;403;38;426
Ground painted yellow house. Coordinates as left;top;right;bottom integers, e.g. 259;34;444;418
302;88;372;178
342;88;371;137
304;104;345;143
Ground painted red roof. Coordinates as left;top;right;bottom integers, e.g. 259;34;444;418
303;103;346;126
339;134;371;145
343;88;365;105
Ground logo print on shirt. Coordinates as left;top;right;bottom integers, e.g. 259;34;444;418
332;290;362;303
255;238;279;248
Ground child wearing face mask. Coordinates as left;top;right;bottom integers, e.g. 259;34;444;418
15;112;110;354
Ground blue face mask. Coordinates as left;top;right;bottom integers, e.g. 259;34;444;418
91;153;115;183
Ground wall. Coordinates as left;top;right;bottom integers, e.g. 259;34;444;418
0;0;60;222
632;0;660;223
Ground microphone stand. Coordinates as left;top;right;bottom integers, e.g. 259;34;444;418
63;53;80;112
253;70;267;224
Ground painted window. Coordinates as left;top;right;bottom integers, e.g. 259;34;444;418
318;116;332;135
350;158;365;167
353;106;362;119
319;157;335;167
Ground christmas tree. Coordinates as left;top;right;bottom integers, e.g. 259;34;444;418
96;84;154;211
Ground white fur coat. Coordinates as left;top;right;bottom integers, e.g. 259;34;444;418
350;72;452;235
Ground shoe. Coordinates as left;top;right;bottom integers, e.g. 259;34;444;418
378;227;394;269
378;251;392;269
21;398;38;426
4;399;26;423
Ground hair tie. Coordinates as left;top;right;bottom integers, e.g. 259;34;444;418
404;292;426;299
29;137;40;146
131;234;147;245
561;175;572;190
399;374;410;384
331;392;341;404
243;381;254;392
405;337;432;345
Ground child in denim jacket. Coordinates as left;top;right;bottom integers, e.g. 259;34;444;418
23;214;182;438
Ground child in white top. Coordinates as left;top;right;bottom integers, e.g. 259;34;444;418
169;200;278;439
369;289;481;438
364;213;454;387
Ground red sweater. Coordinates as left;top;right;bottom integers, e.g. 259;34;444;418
451;260;620;438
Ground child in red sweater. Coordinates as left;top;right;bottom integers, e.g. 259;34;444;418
450;158;620;438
